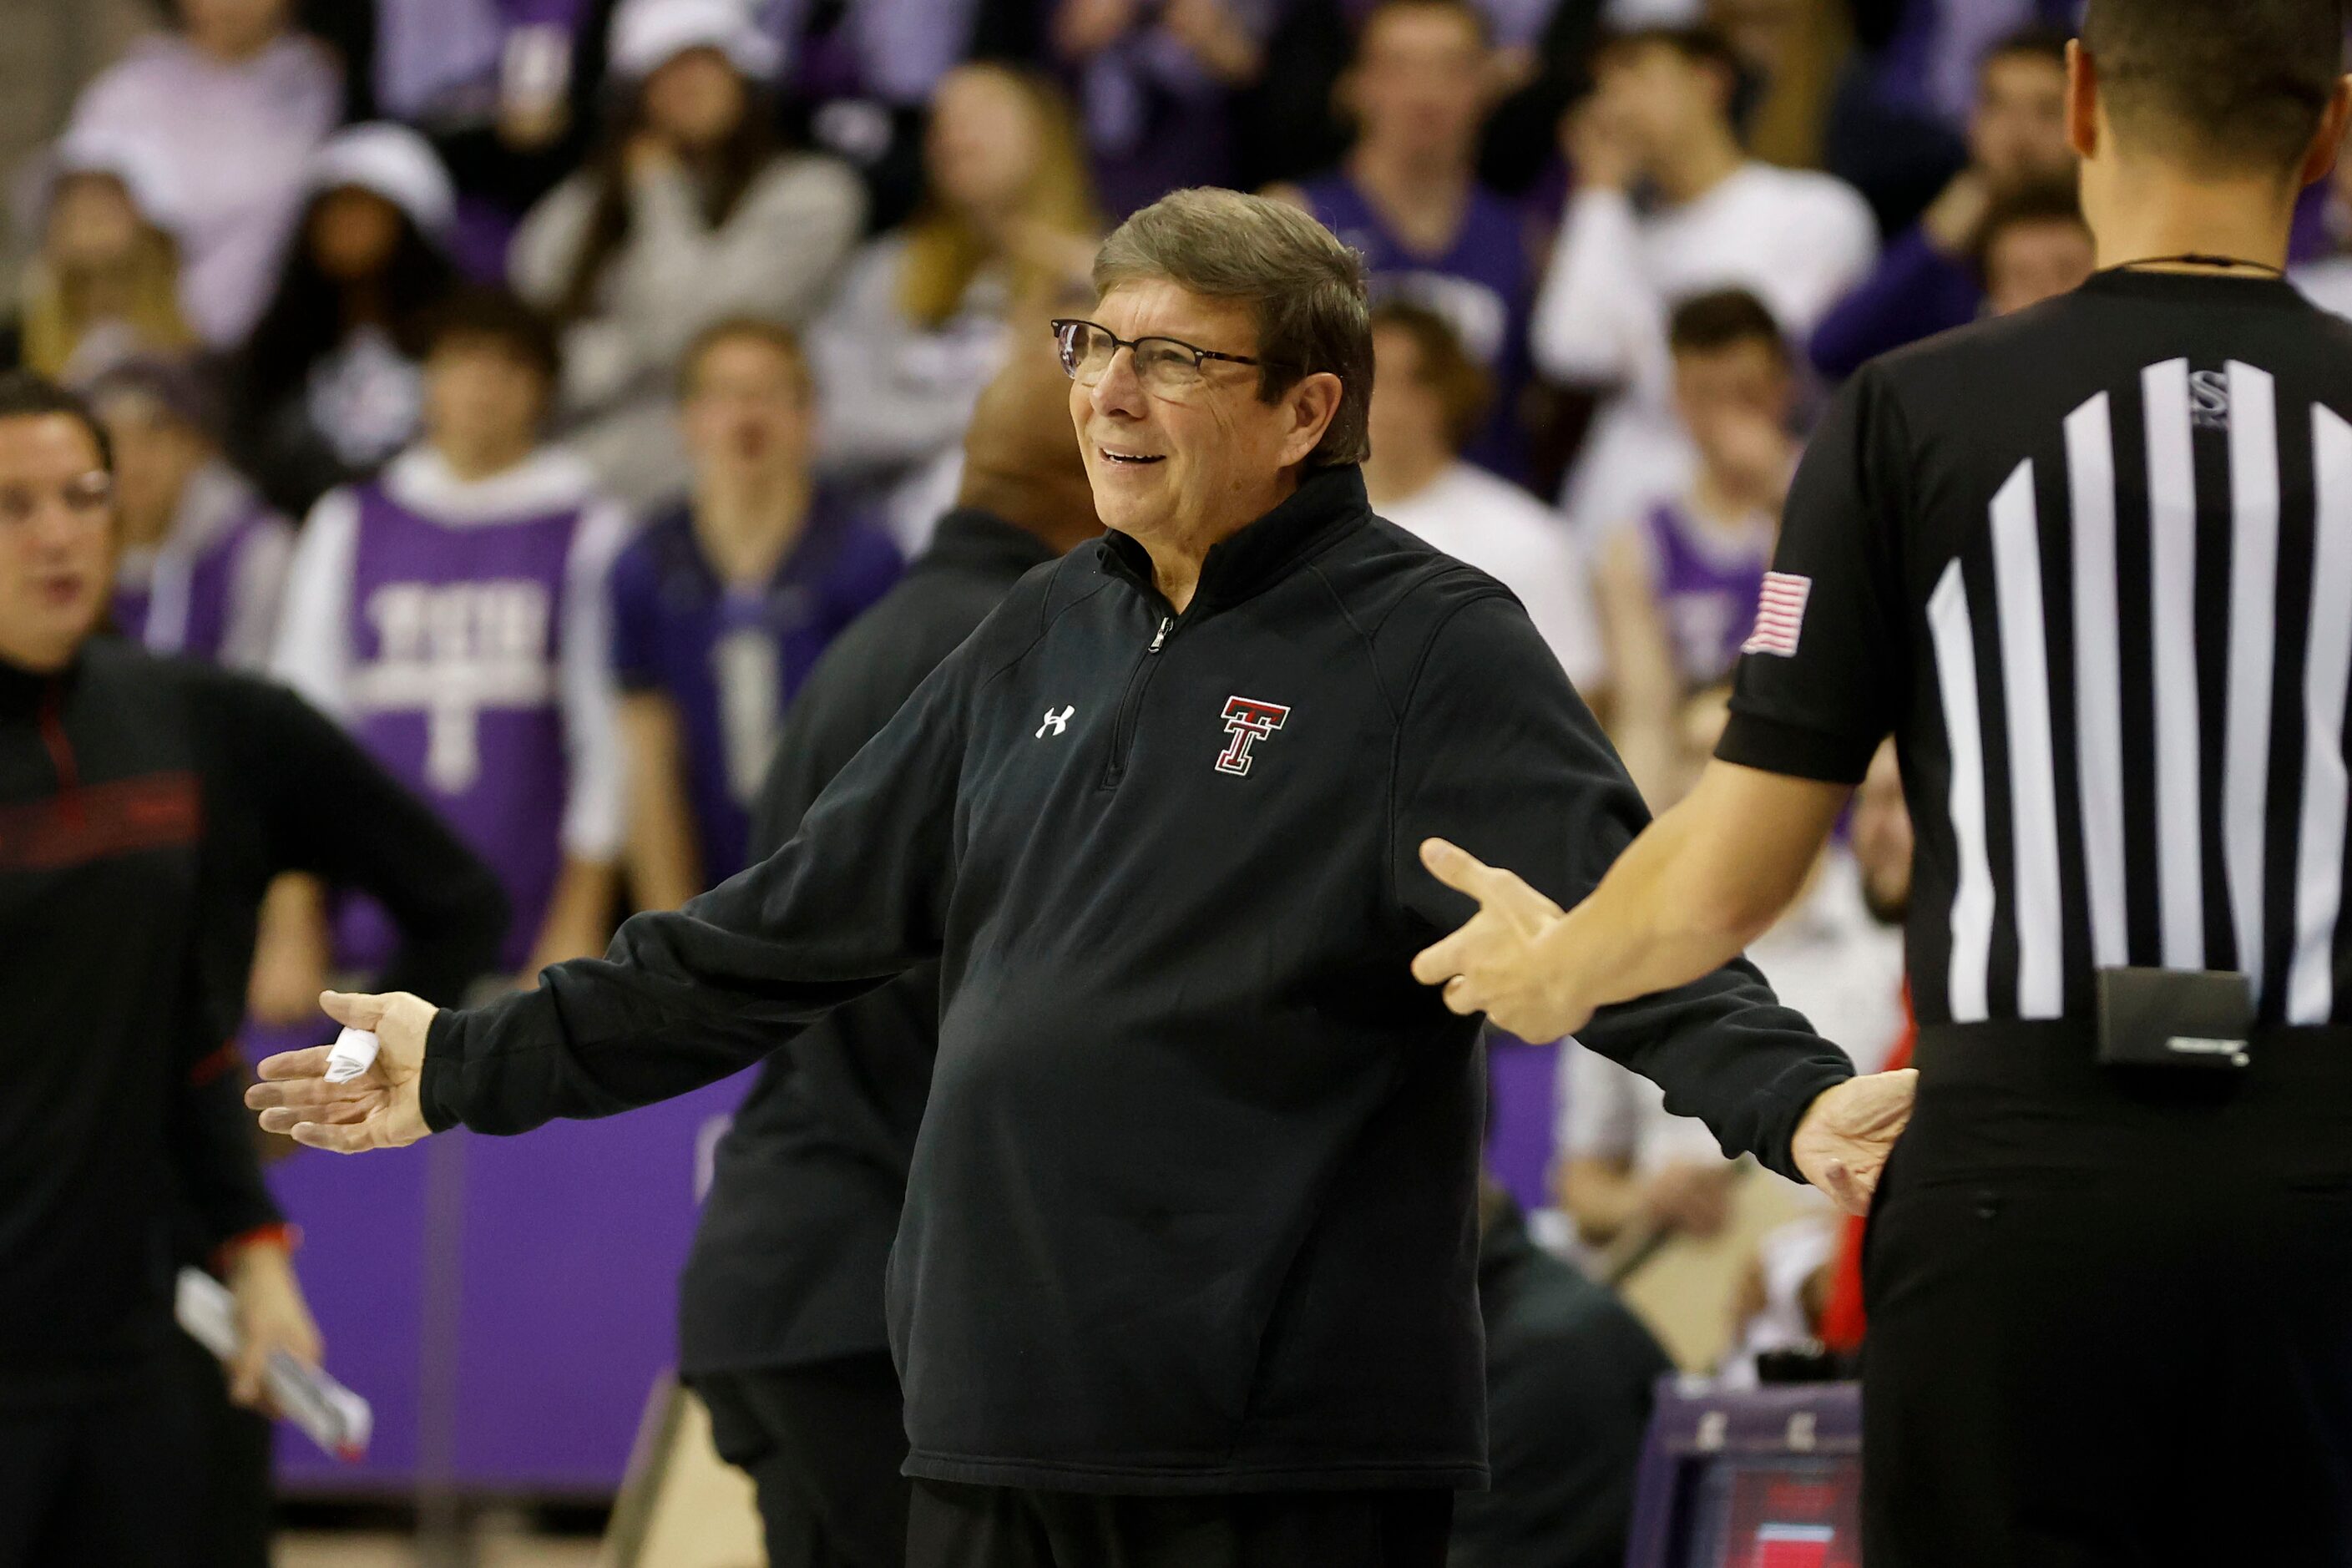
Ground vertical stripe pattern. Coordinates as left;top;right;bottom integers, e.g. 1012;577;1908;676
1990;461;2065;1017
1930;561;1995;1022
2142;360;2206;969
2289;406;2352;1024
2222;363;2279;993
2066;393;2129;969
1929;353;2351;1026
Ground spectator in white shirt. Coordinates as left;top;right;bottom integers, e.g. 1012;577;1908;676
513;0;867;509
1530;24;1875;539
65;0;342;348
1363;301;1608;698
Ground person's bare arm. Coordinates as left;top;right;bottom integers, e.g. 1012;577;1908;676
1416;759;1847;1040
617;692;704;912
246;873;331;1026
1594;528;1683;806
1414;761;1916;1215
522;856;617;984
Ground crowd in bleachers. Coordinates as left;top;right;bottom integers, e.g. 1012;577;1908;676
13;0;2352;1474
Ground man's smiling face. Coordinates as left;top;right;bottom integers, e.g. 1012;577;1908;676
1070;281;1302;549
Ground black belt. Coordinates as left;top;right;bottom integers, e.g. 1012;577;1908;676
1915;1020;2352;1093
1905;1021;2352;1177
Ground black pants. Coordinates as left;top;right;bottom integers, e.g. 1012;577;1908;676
170;1328;275;1568
906;1480;1454;1568
1864;1028;2352;1568
0;1370;199;1568
697;1353;913;1568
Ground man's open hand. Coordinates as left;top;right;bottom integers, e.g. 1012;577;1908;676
1409;839;1591;1040
246;990;437;1153
1791;1070;1918;1215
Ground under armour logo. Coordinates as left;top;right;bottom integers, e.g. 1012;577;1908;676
1037;706;1075;738
1216;696;1290;776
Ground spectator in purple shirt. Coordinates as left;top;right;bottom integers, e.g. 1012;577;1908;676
1272;0;1542;481
609;319;903;906
1809;24;2072;379
1053;0;1279;216
87;357;292;674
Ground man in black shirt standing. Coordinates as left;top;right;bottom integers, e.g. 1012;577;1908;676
683;322;1101;1568
251;189;1908;1568
1416;4;2352;1562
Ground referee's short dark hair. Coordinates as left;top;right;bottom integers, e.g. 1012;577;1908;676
2081;0;2347;175
0;372;113;473
1668;289;1790;368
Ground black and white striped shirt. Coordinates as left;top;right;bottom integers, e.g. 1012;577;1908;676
1719;269;2352;1031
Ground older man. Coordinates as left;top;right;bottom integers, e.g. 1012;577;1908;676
250;190;1906;1568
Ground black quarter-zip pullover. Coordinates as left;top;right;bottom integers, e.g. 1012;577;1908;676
424;464;1854;1494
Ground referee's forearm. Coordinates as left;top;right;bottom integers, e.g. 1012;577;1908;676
1550;789;1808;1014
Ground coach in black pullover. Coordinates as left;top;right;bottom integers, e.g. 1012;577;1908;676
260;192;1879;1568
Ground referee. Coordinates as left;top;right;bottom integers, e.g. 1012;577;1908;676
1415;3;2352;1562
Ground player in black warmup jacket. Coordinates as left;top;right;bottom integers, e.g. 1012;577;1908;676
1419;4;2352;1563
682;326;1100;1568
0;373;508;1568
253;190;1911;1568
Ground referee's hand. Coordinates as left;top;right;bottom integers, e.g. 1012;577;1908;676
245;990;435;1153
1792;1070;1918;1216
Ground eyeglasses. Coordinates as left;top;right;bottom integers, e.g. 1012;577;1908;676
0;472;112;528
1050;319;1262;397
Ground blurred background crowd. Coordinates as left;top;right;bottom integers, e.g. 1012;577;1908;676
4;0;2349;1560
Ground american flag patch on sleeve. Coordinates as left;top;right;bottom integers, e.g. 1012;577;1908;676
1741;572;1813;657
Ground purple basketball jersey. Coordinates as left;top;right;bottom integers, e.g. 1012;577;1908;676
1643;498;1774;688
336;481;589;971
608;498;902;883
112;468;291;666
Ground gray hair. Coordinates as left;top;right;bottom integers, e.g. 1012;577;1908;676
1091;188;1373;468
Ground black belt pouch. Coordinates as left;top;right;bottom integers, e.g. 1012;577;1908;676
2095;967;2254;1071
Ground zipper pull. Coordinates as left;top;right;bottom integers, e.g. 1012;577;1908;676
1148;616;1171;653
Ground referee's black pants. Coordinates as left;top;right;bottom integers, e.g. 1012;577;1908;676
697;1353;913;1568
1864;1025;2352;1568
906;1481;1454;1568
0;1361;200;1568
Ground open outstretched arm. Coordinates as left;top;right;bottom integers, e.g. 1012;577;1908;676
249;646;975;1149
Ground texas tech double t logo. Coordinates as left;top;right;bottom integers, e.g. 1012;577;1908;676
1216;696;1290;776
